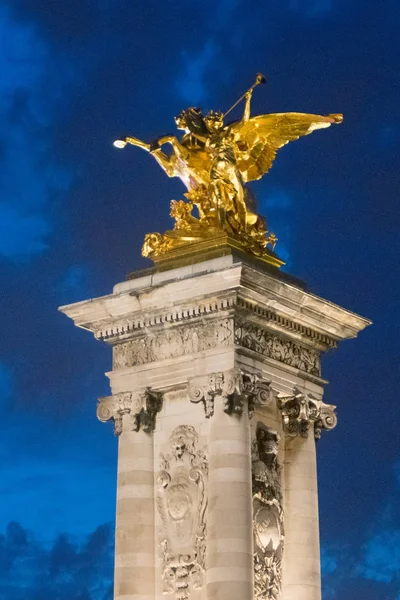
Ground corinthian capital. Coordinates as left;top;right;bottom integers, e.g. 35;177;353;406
188;369;273;417
97;388;163;435
278;389;337;439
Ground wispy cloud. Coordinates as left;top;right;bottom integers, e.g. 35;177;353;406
175;40;218;104
0;6;74;261
358;529;400;585
0;521;114;599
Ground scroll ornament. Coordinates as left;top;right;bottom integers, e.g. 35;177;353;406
278;389;337;439
188;368;274;418
96;388;163;435
156;426;208;600
252;424;284;600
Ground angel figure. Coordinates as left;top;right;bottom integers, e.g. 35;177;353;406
114;74;342;260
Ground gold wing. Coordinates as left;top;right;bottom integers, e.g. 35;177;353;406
228;112;343;182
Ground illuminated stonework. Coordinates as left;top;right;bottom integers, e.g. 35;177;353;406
60;254;370;600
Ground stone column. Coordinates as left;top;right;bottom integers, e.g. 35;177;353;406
189;370;254;600
59;253;370;600
97;389;163;600
115;426;155;600
279;390;337;600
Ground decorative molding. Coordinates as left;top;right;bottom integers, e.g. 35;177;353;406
278;389;337;439
236;297;337;348
96;297;236;341
235;320;321;376
96;294;337;350
188;369;274;418
111;315;323;377
252;423;284;600
156;426;208;600
112;319;234;369
97;388;163;435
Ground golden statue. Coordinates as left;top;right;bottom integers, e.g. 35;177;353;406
114;74;342;267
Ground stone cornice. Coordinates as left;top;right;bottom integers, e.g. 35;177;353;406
59;256;371;347
91;294;337;352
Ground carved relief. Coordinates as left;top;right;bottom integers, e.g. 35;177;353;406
278;389;337;439
113;319;233;369
235;320;321;376
188;369;274;418
252;424;284;600
157;426;208;600
112;317;321;378
97;388;163;435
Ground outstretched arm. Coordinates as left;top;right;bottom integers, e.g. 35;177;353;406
113;134;177;177
243;90;253;122
113;135;151;151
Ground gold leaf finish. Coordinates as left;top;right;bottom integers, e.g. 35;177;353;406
114;75;342;266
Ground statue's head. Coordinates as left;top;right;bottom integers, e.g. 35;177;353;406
204;110;224;133
175;107;209;136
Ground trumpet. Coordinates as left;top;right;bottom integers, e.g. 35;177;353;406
223;73;266;119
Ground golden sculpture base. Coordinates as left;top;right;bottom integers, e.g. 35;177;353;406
147;231;285;272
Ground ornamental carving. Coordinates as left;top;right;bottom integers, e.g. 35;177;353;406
113;319;233;369
97;388;163;435
111;316;322;378
156;426;208;600
235;320;321;376
278;389;337;439
188;369;274;418
252;423;284;600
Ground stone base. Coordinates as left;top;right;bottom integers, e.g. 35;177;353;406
142;231;285;271
59;255;371;600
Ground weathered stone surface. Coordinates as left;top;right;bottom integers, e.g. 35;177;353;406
59;255;370;600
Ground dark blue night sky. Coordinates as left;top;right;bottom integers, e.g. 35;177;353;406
0;1;399;598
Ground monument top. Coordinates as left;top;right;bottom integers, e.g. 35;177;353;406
114;74;342;269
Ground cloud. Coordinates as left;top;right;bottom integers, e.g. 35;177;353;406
320;488;400;598
0;521;114;599
358;529;400;585
0;6;74;261
175;40;218;104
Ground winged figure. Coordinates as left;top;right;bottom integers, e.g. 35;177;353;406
114;74;342;263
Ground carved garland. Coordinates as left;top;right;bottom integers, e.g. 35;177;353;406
111;318;322;377
112;319;234;369
235;320;321;376
156;426;208;600
252;423;284;600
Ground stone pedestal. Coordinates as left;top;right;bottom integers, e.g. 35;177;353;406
59;254;370;600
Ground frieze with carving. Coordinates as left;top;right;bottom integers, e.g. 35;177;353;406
97;388;163;435
252;423;284;600
278;389;337;439
156;426;208;600
188;369;274;418
235;320;321;376
113;319;233;369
